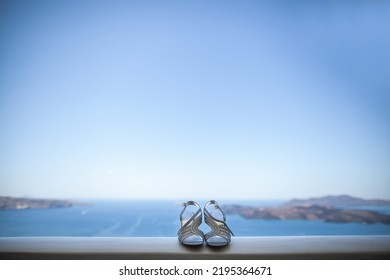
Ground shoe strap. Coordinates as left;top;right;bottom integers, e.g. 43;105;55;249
204;201;234;244
177;201;204;243
204;200;234;235
204;207;234;237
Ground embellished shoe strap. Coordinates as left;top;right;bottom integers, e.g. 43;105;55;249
204;202;234;244
178;202;204;243
204;208;234;236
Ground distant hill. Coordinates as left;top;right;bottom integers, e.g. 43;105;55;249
223;195;390;224
0;196;90;210
283;195;390;207
223;204;390;224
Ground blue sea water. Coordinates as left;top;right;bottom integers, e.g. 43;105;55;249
0;200;390;237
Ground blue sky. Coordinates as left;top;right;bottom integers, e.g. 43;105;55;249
1;0;389;200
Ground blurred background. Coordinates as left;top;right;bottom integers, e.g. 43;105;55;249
1;0;389;201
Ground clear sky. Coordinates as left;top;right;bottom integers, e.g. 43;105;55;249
1;0;389;200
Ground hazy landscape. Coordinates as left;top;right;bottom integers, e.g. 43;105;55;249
1;195;390;237
2;194;390;225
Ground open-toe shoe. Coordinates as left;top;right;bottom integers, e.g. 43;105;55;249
177;201;204;246
204;200;234;246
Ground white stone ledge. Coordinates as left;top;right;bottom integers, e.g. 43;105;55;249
1;236;389;259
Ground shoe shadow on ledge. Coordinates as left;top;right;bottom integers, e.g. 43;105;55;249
178;244;204;252
206;245;230;253
178;243;231;253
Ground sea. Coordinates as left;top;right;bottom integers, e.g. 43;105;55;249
1;200;390;237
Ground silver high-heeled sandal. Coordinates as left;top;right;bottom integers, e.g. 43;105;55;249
204;200;234;246
177;201;204;246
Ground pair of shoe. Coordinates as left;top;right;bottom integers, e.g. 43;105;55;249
177;200;234;247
